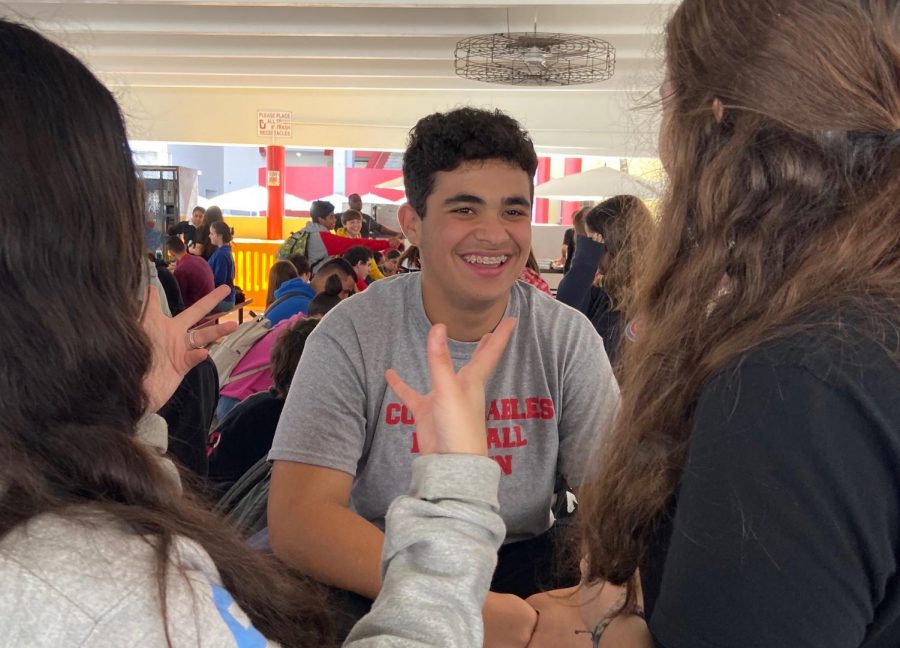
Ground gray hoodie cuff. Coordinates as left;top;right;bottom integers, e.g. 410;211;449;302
408;454;501;510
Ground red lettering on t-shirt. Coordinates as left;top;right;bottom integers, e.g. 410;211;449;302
492;454;513;475
524;397;541;419
486;427;501;450
540;398;555;420
386;402;402;425
499;426;528;448
513;425;528;447
401;405;415;425
487;399;502;421
410;431;419;453
500;398;515;420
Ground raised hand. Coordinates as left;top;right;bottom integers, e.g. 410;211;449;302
385;318;516;455
142;284;237;412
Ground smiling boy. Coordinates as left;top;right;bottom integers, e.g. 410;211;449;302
268;107;619;645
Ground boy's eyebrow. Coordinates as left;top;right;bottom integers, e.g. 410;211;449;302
503;196;532;208
442;194;532;208
443;193;486;206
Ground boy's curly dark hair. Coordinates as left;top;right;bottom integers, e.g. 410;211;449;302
402;107;538;217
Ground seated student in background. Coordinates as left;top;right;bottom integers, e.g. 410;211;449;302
301;201;392;273
309;257;359;299
206;220;235;312
265;261;315;326
215;258;359;422
267;106;619;646
189;205;224;260
343;245;375;292
556;195;651;366
150;252;184;316
306;275;345;318
396;244;421;272
286;253;311;283
166;234;215;309
380;248;402;277
169;205;205;249
265;259;299;308
208;318;319;497
299;200;338;272
336;209;389;280
348;192;403;239
518;250;552;297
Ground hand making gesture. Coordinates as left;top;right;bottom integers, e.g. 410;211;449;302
385;318;517;455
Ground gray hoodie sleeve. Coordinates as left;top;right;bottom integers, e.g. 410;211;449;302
304;225;329;270
344;454;505;647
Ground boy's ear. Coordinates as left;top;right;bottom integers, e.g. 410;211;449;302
398;203;421;246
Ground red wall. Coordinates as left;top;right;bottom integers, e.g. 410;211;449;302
258;167;403;201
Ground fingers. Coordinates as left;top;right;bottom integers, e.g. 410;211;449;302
385;368;424;410
177;285;232;328
464;318;516;384
425;323;457;395
190;320;237;347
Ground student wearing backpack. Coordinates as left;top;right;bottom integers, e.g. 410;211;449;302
266;271;316;326
300;200;337;272
208;318;319;498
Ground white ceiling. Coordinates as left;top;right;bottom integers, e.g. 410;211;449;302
6;1;675;156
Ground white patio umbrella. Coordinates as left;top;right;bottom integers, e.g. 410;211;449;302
314;193;347;209
535;166;662;201
359;192;403;205
206;185;311;213
374;176;405;191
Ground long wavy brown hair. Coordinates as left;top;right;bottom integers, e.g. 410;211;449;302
584;195;653;309
580;0;900;602
0;21;332;646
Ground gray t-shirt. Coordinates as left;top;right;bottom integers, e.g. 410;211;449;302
270;273;619;542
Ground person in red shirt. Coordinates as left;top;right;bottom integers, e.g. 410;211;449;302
165;235;215;308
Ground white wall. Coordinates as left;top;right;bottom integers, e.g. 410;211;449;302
168;144;224;197
116;86;659;158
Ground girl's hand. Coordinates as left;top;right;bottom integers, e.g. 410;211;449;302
142;284;237;412
385;318;516;455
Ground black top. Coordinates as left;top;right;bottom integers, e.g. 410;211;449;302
644;318;900;648
159;357;219;478
169;221;198;248
556;235;621;362
361;212;399;239
584;287;621;365
562;227;575;274
153;259;184;316
208;389;285;487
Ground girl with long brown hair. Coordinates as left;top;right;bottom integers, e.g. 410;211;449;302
557;195;652;366
529;0;900;645
0;19;522;648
